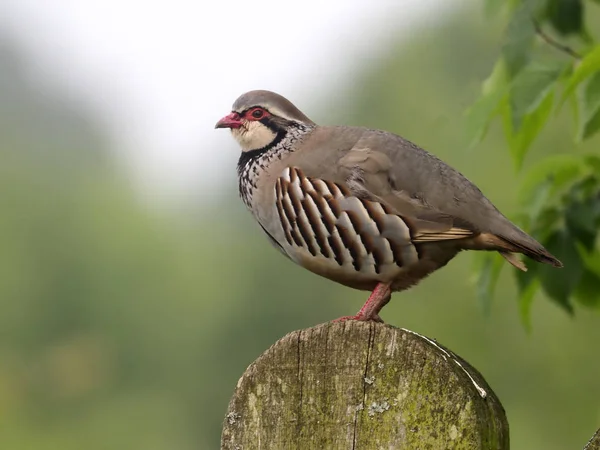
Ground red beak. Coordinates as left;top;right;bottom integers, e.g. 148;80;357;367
215;112;242;129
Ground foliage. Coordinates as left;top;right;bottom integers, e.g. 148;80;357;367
469;0;600;323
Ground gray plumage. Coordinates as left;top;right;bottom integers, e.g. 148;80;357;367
216;90;561;321
233;90;315;126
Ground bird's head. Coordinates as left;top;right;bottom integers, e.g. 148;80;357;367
215;90;315;152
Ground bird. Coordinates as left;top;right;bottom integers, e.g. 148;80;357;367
215;90;562;322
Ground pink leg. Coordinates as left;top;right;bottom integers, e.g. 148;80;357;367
334;282;392;323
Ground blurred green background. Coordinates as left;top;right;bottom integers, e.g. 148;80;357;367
1;3;599;450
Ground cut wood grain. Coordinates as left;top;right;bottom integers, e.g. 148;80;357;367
221;321;509;449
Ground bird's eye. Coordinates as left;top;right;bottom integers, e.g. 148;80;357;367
251;109;264;119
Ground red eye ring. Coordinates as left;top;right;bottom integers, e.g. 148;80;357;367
251;108;264;119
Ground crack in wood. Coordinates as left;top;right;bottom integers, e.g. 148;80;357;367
402;328;487;398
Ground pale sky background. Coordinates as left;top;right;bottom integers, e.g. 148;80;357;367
1;0;461;204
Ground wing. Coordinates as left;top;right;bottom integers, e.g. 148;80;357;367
336;147;479;242
334;146;531;270
330;129;561;268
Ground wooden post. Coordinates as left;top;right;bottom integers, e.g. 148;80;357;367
221;321;509;449
585;427;600;449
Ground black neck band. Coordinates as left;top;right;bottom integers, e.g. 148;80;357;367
236;129;287;174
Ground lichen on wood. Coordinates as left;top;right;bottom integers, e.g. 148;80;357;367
221;321;509;449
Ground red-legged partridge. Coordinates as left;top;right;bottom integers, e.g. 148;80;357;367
215;90;562;322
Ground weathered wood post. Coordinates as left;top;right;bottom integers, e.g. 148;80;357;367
221;321;509;449
585;427;600;449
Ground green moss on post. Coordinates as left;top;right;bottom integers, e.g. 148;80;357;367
221;321;509;449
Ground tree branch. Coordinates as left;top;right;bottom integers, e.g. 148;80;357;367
532;19;582;60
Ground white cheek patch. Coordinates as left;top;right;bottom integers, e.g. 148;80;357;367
232;121;277;151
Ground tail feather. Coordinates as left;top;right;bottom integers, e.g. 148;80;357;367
499;251;528;271
473;230;563;268
497;234;563;268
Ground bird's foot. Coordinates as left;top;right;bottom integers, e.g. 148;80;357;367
332;313;384;323
332;282;392;324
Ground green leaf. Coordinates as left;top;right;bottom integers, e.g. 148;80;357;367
584;154;600;172
577;242;600;278
576;71;600;140
530;206;563;242
538;229;583;313
561;44;600;104
517;274;540;332
502;2;538;78
546;0;584;36
566;202;598;250
525;178;553;224
564;178;600;249
581;106;600;140
573;269;600;308
475;253;505;315
465;89;506;147
518;154;588;205
503;89;556;168
510;61;565;131
569;193;600;226
466;61;509;147
483;59;509;95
